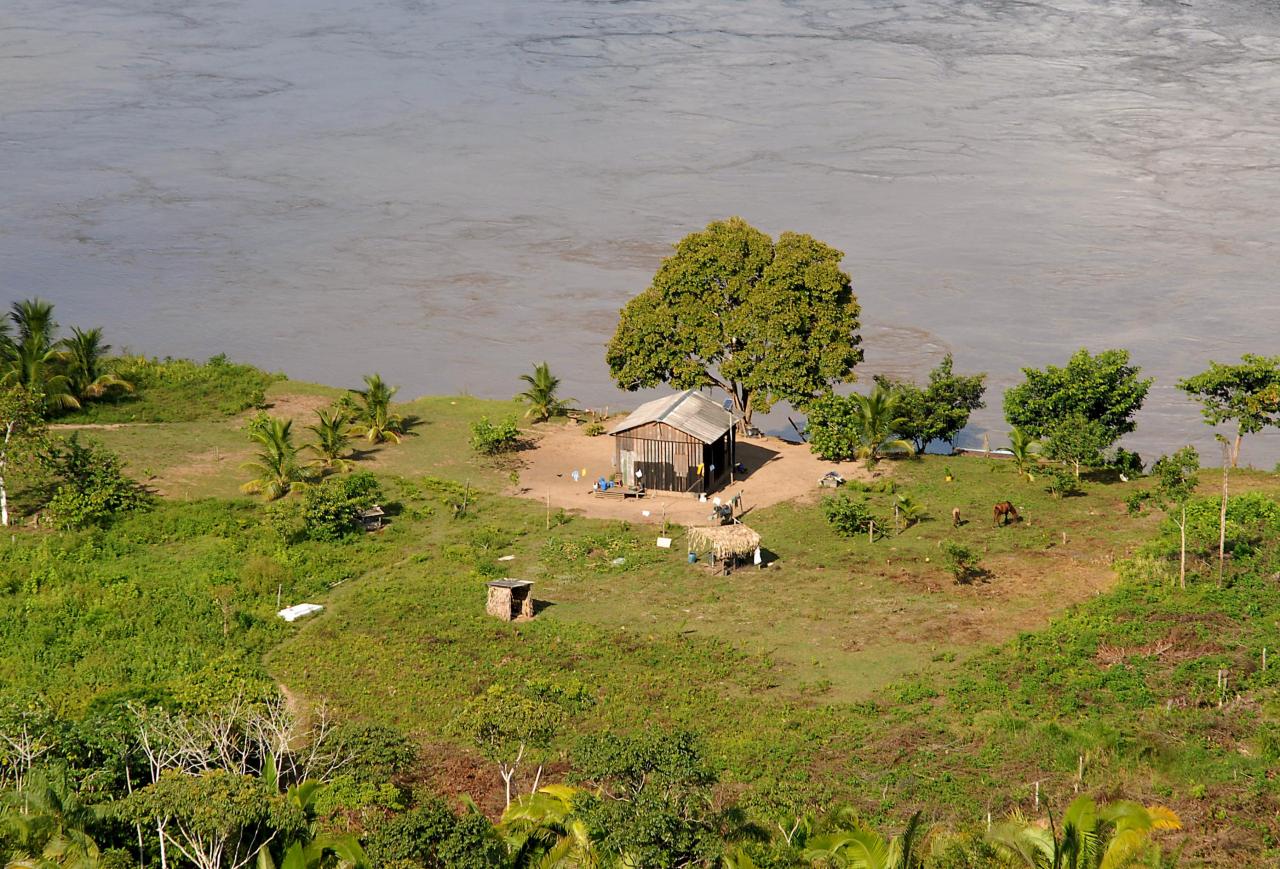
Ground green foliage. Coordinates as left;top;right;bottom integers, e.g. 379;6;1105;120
349;374;406;445
0;298;80;414
41;435;151;529
875;354;986;452
268;472;382;543
821;494;880;537
1040;465;1083;498
242;416;307;501
1152;447;1199;510
806;384;915;465
61;326;134;403
305;408;354;473
1109;447;1144;477
1003;348;1152;443
1178;354;1280;455
333;723;417;785
940;541;981;584
469;415;521;456
516;362;574;422
454;685;565;763
1155;491;1280;560
1008;427;1040;480
366;798;504;869
606;217;862;427
582;420;605;437
73;353;278;422
1042;413;1113;477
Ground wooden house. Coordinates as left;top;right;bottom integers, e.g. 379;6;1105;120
608;390;736;494
486;579;534;621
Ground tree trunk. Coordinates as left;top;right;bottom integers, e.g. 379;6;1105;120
157;820;168;869
1219;442;1229;585
0;420;12;528
1179;508;1186;591
1232;432;1242;469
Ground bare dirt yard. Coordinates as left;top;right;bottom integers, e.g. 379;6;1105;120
511;421;876;524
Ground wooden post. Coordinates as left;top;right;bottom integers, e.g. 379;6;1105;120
1263;647;1268;672
1034;780;1039;811
868;520;874;544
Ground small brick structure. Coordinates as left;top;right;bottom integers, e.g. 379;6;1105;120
486;579;534;621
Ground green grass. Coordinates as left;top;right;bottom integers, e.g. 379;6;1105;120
4;369;1280;861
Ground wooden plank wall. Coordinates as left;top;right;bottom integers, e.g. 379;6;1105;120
613;422;728;493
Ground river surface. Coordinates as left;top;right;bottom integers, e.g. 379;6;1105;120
4;0;1280;462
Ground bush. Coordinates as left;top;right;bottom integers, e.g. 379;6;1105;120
583;421;605;437
941;541;981;583
1109;448;1144;476
71;354;280;422
268;472;382;542
1041;466;1083;498
41;435;151;529
470;415;520;455
821;495;880;537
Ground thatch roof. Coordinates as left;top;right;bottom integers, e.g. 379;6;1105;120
687;524;761;561
608;390;736;443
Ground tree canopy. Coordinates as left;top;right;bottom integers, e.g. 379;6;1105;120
606;217;862;427
874;354;986;452
1177;354;1280;467
1003;348;1151;444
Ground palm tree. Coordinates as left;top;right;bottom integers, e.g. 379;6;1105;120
986;796;1180;869
350;374;405;444
516;362;574;423
60;327;132;402
851;385;915;468
799;808;926;868
1009;428;1041;482
1;774;103;869
1;299;78;412
894;494;927;530
499;785;599;868
306;408;354;474
241;417;306;500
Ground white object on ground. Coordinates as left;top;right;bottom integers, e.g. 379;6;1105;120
497;555;516;561
753;547;763;566
656;537;672;549
278;603;324;622
641;510;651;517
611;557;626;565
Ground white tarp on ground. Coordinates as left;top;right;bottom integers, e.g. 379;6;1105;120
277;603;324;622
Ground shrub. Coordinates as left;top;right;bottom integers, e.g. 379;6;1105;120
1109;447;1144;476
940;541;981;583
821;495;880;538
41;435;151;529
1041;466;1083;498
583;421;605;437
268;472;382;542
469;415;521;455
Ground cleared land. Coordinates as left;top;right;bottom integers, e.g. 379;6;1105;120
17;383;1280;863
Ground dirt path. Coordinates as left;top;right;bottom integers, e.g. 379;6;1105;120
513;422;876;525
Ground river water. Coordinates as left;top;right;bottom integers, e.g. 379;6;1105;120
4;0;1280;462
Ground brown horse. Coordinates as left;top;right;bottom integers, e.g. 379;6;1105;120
993;501;1020;526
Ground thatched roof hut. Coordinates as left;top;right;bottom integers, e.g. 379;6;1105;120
687;524;761;562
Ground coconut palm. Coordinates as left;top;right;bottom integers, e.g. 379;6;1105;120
306;408;354;474
800;808;925;868
1009;428;1041;482
516;362;574;423
350;374;405;444
499;785;599;868
986;796;1180;869
1;299;79;412
60;327;132;402
1;774;103;869
241;417;306;500
894;494;927;530
851;385;915;468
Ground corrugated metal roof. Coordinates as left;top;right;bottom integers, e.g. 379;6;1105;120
608;389;735;443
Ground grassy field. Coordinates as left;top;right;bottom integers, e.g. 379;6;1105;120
7;375;1280;863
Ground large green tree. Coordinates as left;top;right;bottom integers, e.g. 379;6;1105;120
606;217;862;429
1177;354;1280;468
806;384;915;467
1003;348;1151;446
875;354;986;453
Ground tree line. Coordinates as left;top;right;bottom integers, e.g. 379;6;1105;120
0;693;1183;869
603;217;1280;473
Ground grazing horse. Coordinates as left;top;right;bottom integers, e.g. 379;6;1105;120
993;501;1020;526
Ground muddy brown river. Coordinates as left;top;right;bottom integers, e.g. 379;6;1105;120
3;0;1280;461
